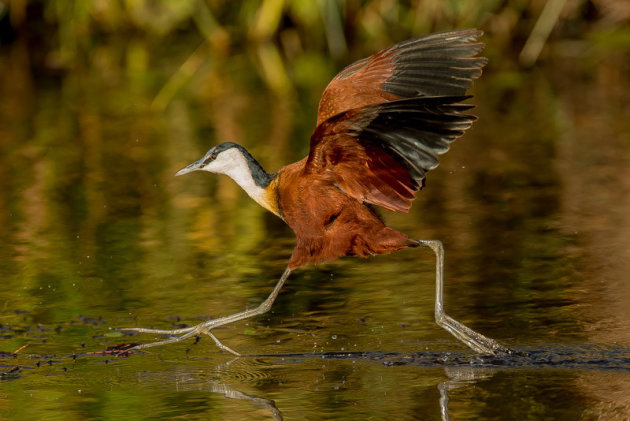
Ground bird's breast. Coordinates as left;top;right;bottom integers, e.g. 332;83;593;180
259;176;282;218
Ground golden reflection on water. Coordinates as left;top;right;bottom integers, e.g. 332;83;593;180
552;53;630;419
1;16;630;420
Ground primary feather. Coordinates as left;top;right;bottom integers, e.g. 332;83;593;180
316;29;486;125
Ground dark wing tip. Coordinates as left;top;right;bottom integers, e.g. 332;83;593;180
350;96;477;186
395;29;484;48
309;31;485;212
382;29;487;98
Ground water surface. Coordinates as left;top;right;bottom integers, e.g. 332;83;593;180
1;29;630;420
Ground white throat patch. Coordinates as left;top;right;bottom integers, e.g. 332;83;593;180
202;148;279;216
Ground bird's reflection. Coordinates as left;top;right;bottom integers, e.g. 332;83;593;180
133;352;506;421
205;353;494;421
136;358;284;421
212;355;282;421
438;367;494;421
205;380;283;421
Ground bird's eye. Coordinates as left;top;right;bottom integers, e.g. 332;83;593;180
202;150;218;165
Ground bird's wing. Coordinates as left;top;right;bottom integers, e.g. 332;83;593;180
316;29;487;126
305;96;476;212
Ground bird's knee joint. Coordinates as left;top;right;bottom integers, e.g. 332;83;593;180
258;301;272;313
414;239;443;251
429;240;443;254
434;311;446;325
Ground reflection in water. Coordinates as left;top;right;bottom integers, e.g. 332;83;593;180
168;364;284;421
1;7;630;418
438;367;494;421
210;382;283;421
2;336;630;419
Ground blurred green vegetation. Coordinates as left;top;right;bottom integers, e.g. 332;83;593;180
1;2;630;419
1;0;629;337
2;0;630;104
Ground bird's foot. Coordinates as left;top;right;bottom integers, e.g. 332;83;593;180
437;312;512;356
119;319;241;356
119;268;291;356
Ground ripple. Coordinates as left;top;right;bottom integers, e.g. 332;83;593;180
249;344;630;371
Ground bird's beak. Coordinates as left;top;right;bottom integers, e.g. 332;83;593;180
175;158;204;176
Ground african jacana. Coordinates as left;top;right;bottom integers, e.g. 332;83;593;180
123;29;511;356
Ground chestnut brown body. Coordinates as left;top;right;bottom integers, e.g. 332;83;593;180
264;29;487;269
276;158;411;269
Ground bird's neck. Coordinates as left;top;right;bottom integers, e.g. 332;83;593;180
220;147;281;218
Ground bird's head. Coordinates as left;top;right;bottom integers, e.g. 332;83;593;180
175;142;244;177
174;141;279;216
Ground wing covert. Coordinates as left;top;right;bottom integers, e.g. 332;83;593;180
306;96;476;212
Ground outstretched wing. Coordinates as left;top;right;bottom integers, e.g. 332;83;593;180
305;29;486;213
316;29;487;126
306;96;476;212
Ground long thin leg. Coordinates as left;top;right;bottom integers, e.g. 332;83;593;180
121;268;292;355
416;240;512;355
122;244;510;356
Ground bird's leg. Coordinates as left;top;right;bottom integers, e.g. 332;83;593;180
120;268;292;355
415;240;512;355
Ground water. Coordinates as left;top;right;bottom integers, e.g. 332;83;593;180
2;33;630;420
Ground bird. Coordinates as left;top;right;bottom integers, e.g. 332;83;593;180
122;29;511;356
